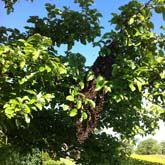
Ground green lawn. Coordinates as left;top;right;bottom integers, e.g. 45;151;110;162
131;154;165;164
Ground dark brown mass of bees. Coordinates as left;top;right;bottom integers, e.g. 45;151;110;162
76;55;114;144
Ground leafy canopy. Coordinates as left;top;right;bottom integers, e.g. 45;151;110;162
136;138;161;155
0;0;165;164
160;141;165;154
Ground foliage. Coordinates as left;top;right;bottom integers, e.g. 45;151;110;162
0;147;42;165
2;0;34;14
77;133;132;165
0;34;61;122
0;0;165;164
136;138;161;155
0;146;75;165
160;141;165;154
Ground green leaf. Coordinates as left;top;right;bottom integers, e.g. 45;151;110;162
161;25;165;30
25;114;30;123
96;76;104;83
32;50;40;61
26;90;37;95
26;72;36;80
87;99;96;108
39;66;45;72
95;85;103;91
20;60;26;69
112;64;120;76
160;70;165;79
31;106;37;111
58;66;67;74
5;107;14;118
45;65;51;72
128;17;134;25
95;76;106;91
24;105;31;113
70;87;78;96
36;103;43;110
113;95;122;103
9;99;18;105
45;94;54;102
103;85;111;93
27;33;42;43
82;112;88;120
87;75;94;81
63;104;70;111
79;81;84;90
129;83;136;92
30;98;37;104
77;100;82;109
156;57;164;63
66;95;74;102
18;78;26;85
69;108;78;117
36;93;45;103
136;80;142;91
87;71;94;81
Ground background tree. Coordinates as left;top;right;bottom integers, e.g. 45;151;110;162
136;138;161;155
160;141;165;154
0;0;165;164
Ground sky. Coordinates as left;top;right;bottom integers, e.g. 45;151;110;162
0;0;131;66
0;0;165;142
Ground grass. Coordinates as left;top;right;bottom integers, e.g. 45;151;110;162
131;154;165;164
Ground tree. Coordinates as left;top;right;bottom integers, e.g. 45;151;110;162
136;138;161;155
0;0;165;164
160;141;165;154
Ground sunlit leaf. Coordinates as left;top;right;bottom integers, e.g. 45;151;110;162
103;85;111;93
129;83;136;92
20;60;26;69
39;66;45;72
63;104;70;111
87;99;96;108
66;95;74;102
82;112;88;120
160;70;165;79
87;71;94;81
45;65;51;72
128;17;134;25
69;108;78;117
79;81;84;90
25;114;30;123
95;85;103;91
26;90;37;95
36;103;43;110
77;100;82;109
135;80;142;91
